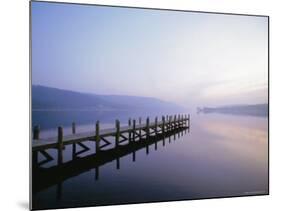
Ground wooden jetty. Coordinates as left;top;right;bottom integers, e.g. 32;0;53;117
33;126;188;193
32;114;190;167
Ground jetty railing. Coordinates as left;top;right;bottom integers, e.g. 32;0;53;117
32;114;190;167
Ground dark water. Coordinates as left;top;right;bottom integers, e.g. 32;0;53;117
32;110;268;210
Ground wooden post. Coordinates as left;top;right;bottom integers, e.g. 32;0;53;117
33;125;40;165
72;122;76;134
178;114;180;129
146;117;150;140
95;121;100;153
33;125;40;140
184;114;187;127
139;117;142;139
72;122;76;159
155;117;158;135
188;114;190;132
169;116;172;131
174;115;177;130
162;116;165;135
133;119;136;141
57;126;63;165
115;120;120;147
128;118;132;142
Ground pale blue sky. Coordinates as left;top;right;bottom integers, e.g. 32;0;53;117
31;2;268;107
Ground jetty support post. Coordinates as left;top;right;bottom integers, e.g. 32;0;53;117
178;114;181;129
95;121;100;153
72;122;76;159
146;117;150;140
57;126;64;165
173;115;177;130
115;120;120;147
167;116;171;132
139;117;142;140
162;116;165;135
188;114;190;132
32;125;40;165
33;125;40;140
128;118;132;142
72;122;76;134
155;116;158;135
132;119;136;141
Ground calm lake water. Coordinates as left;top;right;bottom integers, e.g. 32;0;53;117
32;110;268;209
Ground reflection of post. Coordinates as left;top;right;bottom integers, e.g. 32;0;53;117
163;137;165;146
32;151;38;166
95;121;100;153
146;144;149;154
132;150;136;162
116;157;120;169
128;118;132;142
95;167;99;181
155;140;157;150
57;126;63;166
115;120;120;147
56;182;62;201
169;135;171;143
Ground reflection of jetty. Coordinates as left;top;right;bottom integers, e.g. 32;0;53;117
33;125;189;194
32;114;190;167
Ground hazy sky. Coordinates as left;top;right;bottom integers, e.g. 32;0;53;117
32;2;268;107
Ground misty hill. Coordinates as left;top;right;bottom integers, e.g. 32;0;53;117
32;85;183;112
198;104;268;117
